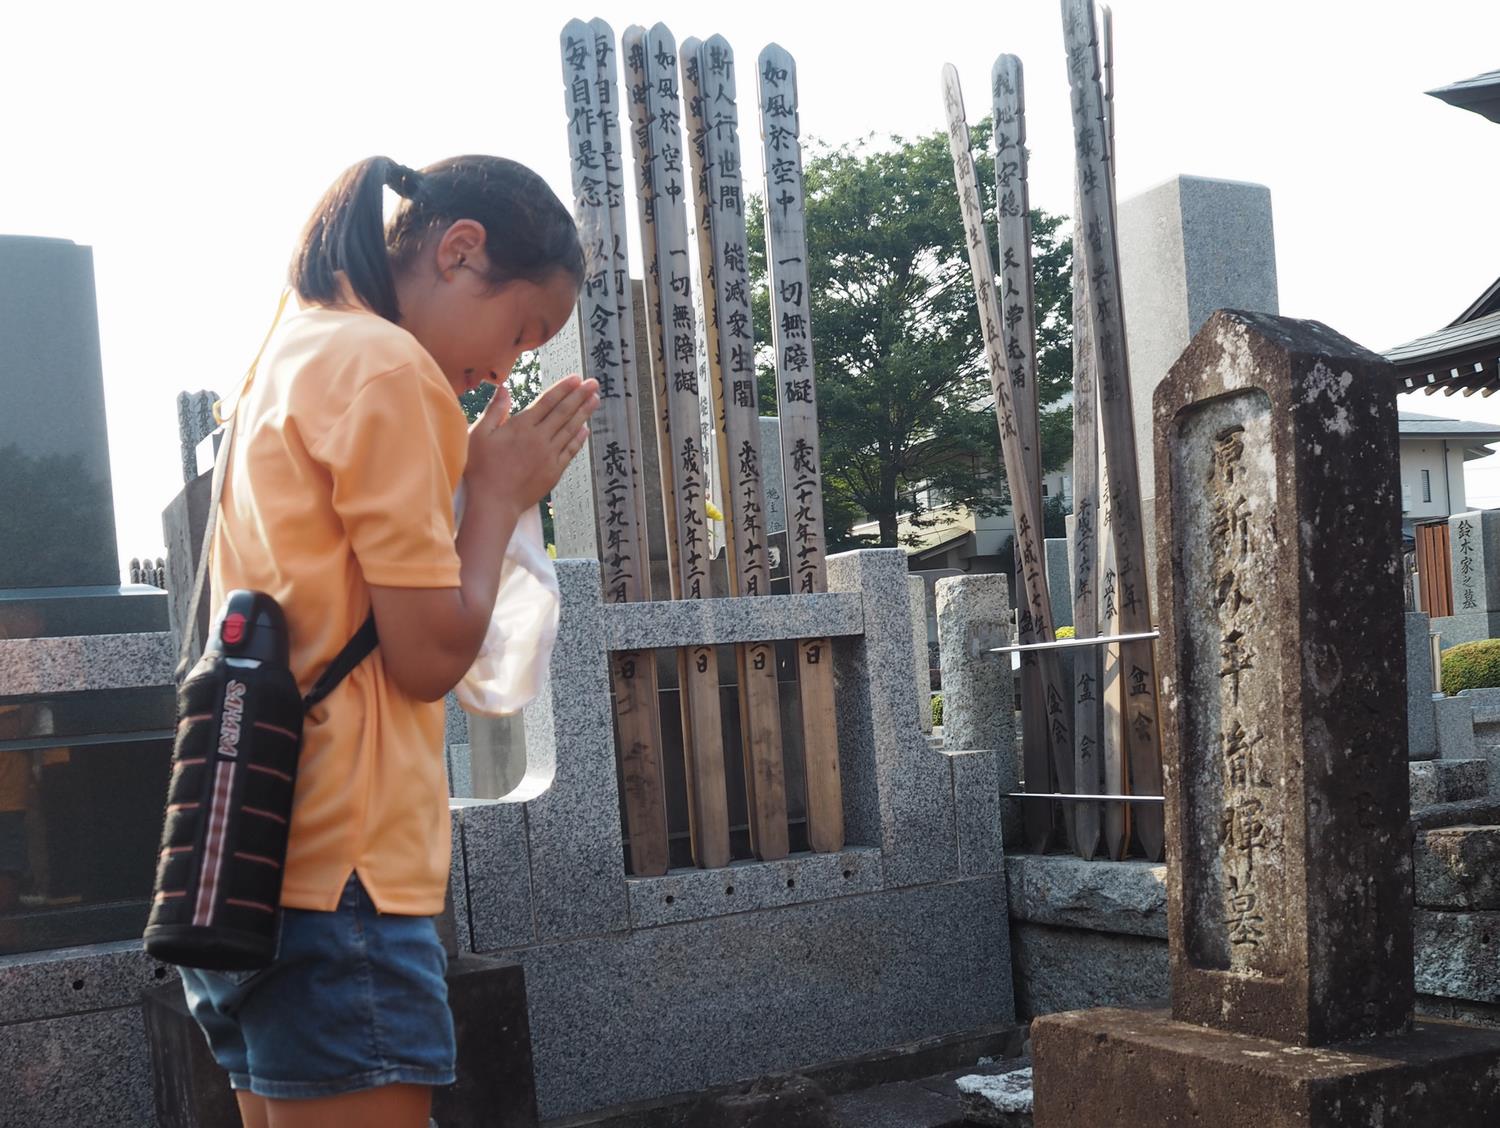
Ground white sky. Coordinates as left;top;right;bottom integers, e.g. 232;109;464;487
5;0;1500;567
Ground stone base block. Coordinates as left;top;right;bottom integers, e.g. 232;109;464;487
1437;695;1478;759
1415;825;1500;909
1411;758;1489;808
1416;910;1500;1003
1010;923;1167;1019
1033;1008;1500;1127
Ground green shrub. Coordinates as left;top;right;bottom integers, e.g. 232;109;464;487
1056;626;1076;640
931;693;944;728
1441;639;1500;695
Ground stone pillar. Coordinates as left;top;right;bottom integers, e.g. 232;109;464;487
519;559;628;940
936;574;1017;847
1044;538;1072;629
909;575;933;733
1408;612;1438;760
1035;309;1500;1126
1117;176;1278;586
760;416;786;536
828;549;957;887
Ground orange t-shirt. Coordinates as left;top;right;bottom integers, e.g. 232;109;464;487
211;296;467;915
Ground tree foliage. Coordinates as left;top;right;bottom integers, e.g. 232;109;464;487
747;122;1072;550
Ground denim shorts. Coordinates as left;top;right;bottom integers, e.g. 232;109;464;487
178;874;456;1099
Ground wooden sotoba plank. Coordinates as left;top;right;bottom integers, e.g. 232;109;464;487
756;43;843;854
623;23;731;870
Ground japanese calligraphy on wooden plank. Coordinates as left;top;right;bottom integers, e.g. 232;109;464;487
757;42;842;855
992;53;1075;854
942;64;1073;852
623;22;731;870
561;18;668;875
1059;0;1163;860
687;33;789;861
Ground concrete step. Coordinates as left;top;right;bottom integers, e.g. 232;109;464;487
1411;759;1489;809
1415;825;1500;910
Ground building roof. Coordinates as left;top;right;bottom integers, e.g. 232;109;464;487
1427;69;1500;125
1398;411;1500;441
1385;309;1500;394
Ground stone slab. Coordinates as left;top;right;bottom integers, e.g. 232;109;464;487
142;985;243;1128
454;799;535;952
162;473;213;657
1449;509;1500;615
0;1004;155;1128
625;848;883;929
1409;612;1439;758
910;575;933;733
1010;923;1167;1019
1431;611;1500;650
603;591;863;650
0;236;123;589
519;559;628;941
0;585;168;640
538;304;599;561
1411;796;1500;834
1414;825;1500;910
508;877;1014;1121
1437;694;1478;758
446;741;474;799
828;550;958;888
1120;177;1278;513
1043;539;1071;629
1153;309;1413;1045
947;747;1006;878
1005;855;1168;939
1411;758;1489;808
957;1067;1033;1127
434;956;541;1128
0;631;174;695
1415;910;1500;1003
1032;1008;1500;1128
0;939;177;1025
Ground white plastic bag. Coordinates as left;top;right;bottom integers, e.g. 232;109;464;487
452;486;560;716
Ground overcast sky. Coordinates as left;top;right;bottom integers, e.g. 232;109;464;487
5;0;1500;565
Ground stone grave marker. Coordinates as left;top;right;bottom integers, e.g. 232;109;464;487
1032;309;1500;1125
1437;508;1500;647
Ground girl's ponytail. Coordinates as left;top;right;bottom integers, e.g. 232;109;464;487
289;156;405;322
289;153;583;324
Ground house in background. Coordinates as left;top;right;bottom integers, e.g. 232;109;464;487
1396;411;1500;529
851;462;1072;574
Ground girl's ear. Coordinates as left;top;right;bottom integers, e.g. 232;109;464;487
434;219;489;277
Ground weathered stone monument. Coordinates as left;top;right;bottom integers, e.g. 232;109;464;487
1032;310;1500;1124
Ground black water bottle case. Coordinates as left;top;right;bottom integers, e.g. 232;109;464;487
144;592;305;971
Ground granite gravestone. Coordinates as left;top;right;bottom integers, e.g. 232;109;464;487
0;235;174;955
0;236;166;636
1436;508;1500;647
1032;310;1500;1125
1117;176;1279;589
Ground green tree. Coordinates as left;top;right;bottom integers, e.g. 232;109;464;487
458;351;554;544
458;351;542;423
748;122;1072;550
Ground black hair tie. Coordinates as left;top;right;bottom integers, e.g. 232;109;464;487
384;162;423;201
